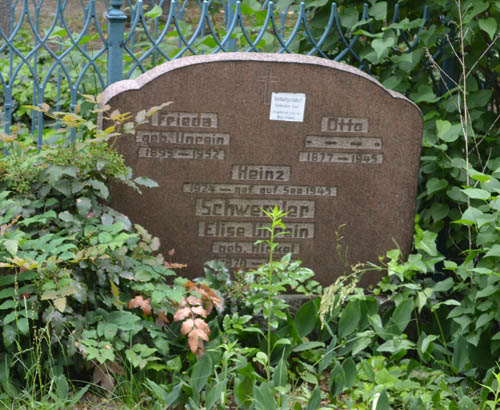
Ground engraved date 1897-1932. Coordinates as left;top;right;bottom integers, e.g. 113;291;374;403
137;147;225;160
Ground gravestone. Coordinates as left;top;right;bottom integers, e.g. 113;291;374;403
101;53;423;286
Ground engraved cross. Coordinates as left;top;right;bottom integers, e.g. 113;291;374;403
257;68;280;105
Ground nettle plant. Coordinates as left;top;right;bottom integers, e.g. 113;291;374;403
0;98;204;395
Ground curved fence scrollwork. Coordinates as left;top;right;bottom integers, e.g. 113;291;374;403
0;0;432;145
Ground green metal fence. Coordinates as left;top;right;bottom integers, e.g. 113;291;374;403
1;0;431;145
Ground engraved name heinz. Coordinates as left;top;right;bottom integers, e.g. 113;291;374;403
232;165;291;181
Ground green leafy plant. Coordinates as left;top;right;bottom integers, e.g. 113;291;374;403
0;98;191;401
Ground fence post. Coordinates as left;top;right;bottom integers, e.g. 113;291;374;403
107;0;127;86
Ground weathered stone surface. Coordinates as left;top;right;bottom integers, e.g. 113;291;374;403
101;53;423;286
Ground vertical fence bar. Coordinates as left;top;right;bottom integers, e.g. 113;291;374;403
225;0;236;50
107;0;127;85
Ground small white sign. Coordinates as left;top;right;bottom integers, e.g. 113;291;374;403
269;92;306;122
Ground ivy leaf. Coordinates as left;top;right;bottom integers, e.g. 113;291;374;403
371;31;396;60
369;2;387;20
415;230;438;256
436;120;461;142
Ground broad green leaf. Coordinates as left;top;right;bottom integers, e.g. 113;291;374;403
205;380;226;410
461;188;490;200
433;277;454;292
426;178;448;195
294;300;317;338
53;297;67;312
411;84;439;103
421;334;439;354
329;363;345;397
145;379;169;403
58;211;75;223
342;358;356;388
304;0;329;7
352;336;373;356
272;357;287;388
461;207;484;226
87;179;109;199
191;353;212;393
294;341;325;352
339;300;361;338
388;299;413;333
452;336;469;372
76;197;92;215
463;0;489;23
484;244;500;258
369;2;387;20
479;17;497;41
475;313;493;330
375;389;391;410
253;381;277;410
375;368;398;386
306;387;321;410
3;239;18;256
235;375;254;409
2;325;16;347
340;7;359;28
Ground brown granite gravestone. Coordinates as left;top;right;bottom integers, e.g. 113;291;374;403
101;53;423;286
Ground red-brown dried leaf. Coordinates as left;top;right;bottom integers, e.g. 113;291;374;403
128;295;152;316
196;284;223;310
191;327;209;342
164;262;188;269
155;310;169;326
173;307;192;322
93;366;114;393
194;318;211;336
196;341;205;357
186;295;202;306
188;329;199;354
181;318;194;336
106;360;125;376
203;299;214;315
184;281;196;290
191;306;207;318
